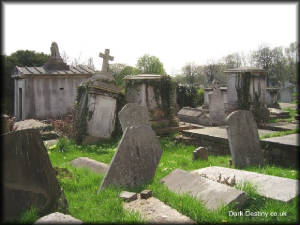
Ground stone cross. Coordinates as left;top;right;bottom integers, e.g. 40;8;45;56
99;49;114;72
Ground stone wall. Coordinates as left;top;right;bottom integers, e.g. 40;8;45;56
16;76;89;120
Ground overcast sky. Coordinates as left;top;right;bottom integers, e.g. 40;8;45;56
3;3;298;75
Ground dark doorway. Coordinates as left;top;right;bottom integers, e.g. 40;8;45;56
19;88;22;120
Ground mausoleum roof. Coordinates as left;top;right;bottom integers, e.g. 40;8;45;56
224;67;266;75
12;65;95;78
124;74;163;80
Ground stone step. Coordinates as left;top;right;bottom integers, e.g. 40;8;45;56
71;157;108;175
161;169;246;210
124;193;195;223
192;166;299;202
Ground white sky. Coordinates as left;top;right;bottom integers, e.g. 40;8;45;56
3;3;298;75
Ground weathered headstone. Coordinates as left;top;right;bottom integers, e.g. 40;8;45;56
71;157;108;174
208;87;226;126
2;129;68;221
192;166;299;202
193;147;208;161
118;103;150;132
35;212;82;224
161;169;246;210
99;125;162;190
226;110;264;168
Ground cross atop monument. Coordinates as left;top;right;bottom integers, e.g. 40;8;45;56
99;49;114;72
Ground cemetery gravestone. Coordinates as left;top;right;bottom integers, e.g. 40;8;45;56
2;114;10;134
118;103;151;132
161;169;246;210
209;87;226;126
71;157;108;174
226;110;264;168
35;212;82;224
99;125;162;190
2;129;68;221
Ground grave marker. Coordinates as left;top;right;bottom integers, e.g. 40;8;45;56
226;110;264;168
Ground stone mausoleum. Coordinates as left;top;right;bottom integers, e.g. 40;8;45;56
12;42;95;120
124;74;178;129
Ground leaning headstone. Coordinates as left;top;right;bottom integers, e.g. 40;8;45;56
208;88;226;126
226;110;264;168
192;166;299;202
71;157;108;174
118;103;150;132
2;114;10;134
35;212;82;224
2;129;68;221
161;169;246;210
99;125;162;190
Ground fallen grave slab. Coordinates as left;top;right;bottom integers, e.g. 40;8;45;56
192;166;299;202
262;133;299;146
259;121;298;132
124;195;195;223
35;212;82;224
160;169;246;210
71;157;108;174
14;119;52;131
120;191;138;202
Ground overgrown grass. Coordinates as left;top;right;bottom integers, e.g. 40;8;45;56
40;136;299;224
259;128;299;139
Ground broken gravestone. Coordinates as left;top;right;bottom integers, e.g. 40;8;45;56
192;166;299;202
177;107;213;126
99;125;162;190
2;129;68;221
71;157;108;174
208;87;226;126
118;103;151;132
161;169;246;210
226;110;264;168
35;212;82;224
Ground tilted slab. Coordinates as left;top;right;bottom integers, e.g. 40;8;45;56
124;196;195;224
35;212;82;224
160;169;246;210
192;166;299;202
71;157;108;174
99;125;162;190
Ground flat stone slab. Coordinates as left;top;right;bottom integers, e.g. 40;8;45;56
124;195;195;223
35;212;82;224
279;102;297;110
71;157;108;174
259;122;298;131
120;191;138;202
161;169;246;210
14;119;52;131
182;126;275;140
192;166;299;202
262;133;299;147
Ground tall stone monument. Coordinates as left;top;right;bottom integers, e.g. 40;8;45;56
74;49;123;144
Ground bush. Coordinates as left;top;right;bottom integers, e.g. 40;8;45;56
176;85;204;108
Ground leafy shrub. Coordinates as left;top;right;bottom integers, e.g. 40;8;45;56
176;85;204;108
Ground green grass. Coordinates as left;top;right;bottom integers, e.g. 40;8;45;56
25;136;299;224
259;128;299;139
